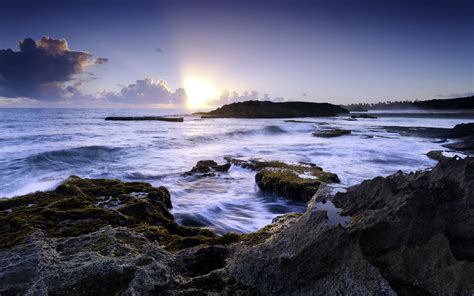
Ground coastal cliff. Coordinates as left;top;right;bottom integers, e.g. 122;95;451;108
0;156;473;295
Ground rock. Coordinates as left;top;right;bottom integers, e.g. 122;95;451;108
225;156;474;295
444;136;474;152
183;160;231;177
382;122;474;154
105;116;184;122
0;176;238;252
1;157;473;294
351;114;377;119
225;158;340;201
313;129;352;137
426;150;449;162
283;119;319;123
200;100;349;118
383;122;473;139
453;122;474;137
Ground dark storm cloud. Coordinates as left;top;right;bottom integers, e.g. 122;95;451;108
0;36;107;99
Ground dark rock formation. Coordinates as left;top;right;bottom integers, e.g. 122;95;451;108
0;176;238;252
200;100;349;118
226;156;474;295
383;122;474;153
351;114;377;119
105;116;184;122
414;96;474;110
313;129;352;137
225;158;340;201
445;137;474;152
183;160;231;177
426;150;449;162
384;122;473;139
1;157;473;295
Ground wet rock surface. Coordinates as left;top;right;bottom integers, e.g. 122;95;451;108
0;176;238;252
225;157;340;201
183;160;231;177
384;122;474;153
226;156;474;295
313;128;352;137
1;157;473;295
351;114;377;119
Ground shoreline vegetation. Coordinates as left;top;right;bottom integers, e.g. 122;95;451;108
343;95;474;112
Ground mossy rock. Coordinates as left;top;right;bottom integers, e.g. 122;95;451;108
0;176;239;251
225;158;340;201
256;168;339;201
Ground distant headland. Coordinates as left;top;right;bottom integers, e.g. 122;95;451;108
198;100;349;118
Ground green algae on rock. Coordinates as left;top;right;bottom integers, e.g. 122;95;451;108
225;158;340;201
0;176;239;251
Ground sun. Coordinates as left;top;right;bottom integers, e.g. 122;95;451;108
184;76;218;109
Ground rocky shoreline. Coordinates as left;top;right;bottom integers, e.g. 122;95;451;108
1;154;473;295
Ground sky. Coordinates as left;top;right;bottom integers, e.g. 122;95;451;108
0;0;472;109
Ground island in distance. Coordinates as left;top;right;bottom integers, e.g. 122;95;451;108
198;100;349;118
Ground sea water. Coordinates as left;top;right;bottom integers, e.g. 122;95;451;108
0;108;472;233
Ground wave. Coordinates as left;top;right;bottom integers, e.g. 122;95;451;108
188;125;287;144
26;146;123;166
124;171;167;180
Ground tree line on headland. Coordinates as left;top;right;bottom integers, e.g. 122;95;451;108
343;95;474;111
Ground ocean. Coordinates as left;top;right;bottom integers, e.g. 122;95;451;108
0;108;472;233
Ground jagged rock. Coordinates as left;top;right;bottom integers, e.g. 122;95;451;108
225;156;474;295
1;157;473;295
183;160;231;177
0;176;239;252
313;129;352;137
200;100;349;118
426;150;450;162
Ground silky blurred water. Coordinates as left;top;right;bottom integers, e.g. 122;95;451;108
0;108;472;233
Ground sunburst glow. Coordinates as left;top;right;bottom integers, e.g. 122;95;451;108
184;76;218;109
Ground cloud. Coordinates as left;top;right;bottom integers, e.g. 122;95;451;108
94;57;109;64
217;90;285;104
435;92;474;99
0;36;107;100
103;78;187;105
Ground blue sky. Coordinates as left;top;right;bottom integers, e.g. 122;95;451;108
0;0;472;107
